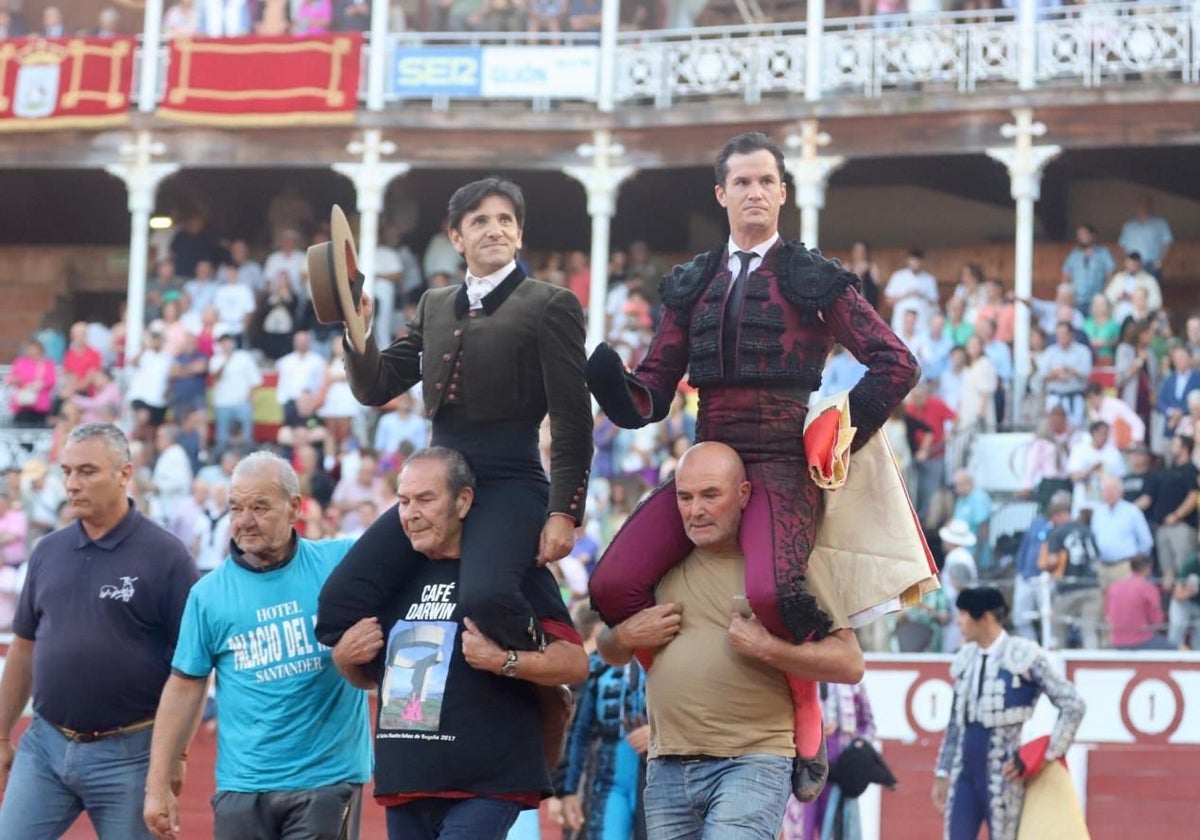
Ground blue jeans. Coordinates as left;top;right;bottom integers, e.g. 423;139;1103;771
386;796;523;840
643;754;792;840
0;715;154;839
214;402;255;448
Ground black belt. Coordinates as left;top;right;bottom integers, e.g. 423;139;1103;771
666;754;724;763
51;717;154;743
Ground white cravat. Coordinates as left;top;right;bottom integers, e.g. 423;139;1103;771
465;261;516;310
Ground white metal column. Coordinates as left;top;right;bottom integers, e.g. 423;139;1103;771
986;109;1061;423
563;131;636;349
105;131;180;358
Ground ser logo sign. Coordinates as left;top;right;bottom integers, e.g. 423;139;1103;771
393;48;482;97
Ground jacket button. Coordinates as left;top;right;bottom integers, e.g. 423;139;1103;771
454;329;463;337
435;383;443;391
469;311;478;318
570;503;578;511
448;394;457;402
442;353;452;361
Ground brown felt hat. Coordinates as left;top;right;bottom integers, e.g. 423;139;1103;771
306;205;367;353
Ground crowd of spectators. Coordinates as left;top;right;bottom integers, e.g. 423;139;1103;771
0;0;1138;44
1;185;1197;660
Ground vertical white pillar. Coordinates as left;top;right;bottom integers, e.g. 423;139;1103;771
367;0;390;111
986;108;1061;424
805;0;825;102
334;131;411;343
105;131;180;358
563;130;636;349
785;121;844;249
139;0;165;112
1017;0;1038;91
598;0;620;112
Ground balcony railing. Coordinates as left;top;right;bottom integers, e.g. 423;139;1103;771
121;1;1198;113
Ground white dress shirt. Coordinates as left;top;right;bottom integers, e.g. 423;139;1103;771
464;260;517;310
724;233;780;281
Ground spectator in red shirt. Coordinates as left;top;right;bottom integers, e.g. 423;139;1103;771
907;382;957;521
62;322;103;397
1105;554;1175;650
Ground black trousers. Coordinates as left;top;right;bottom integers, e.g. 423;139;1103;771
317;477;549;652
212;782;362;840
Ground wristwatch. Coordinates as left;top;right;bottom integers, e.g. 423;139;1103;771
501;649;520;677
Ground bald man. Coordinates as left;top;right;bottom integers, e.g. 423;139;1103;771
598;443;864;839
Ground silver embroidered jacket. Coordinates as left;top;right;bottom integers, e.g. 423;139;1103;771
935;633;1086;777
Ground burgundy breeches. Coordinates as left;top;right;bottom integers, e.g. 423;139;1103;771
588;458;829;645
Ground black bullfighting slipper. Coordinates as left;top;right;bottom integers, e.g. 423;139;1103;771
538;684;575;768
792;737;829;803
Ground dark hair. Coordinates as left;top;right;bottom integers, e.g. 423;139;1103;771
908;248;925;260
1085;381;1104;397
1127;251;1142;262
446;178;525;233
404;446;477;496
1088;420;1109;434
1178;435;1195;457
1080;223;1098;236
963;263;984;284
713;132;785;186
1130;554;1153;574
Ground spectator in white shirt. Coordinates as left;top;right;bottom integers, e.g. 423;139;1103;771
896;309;928;358
1118;195;1173;280
183;260;219;318
1105;252;1163;325
125;329;173;430
213;264;258;344
193;482;230;573
1084;381;1145;446
1067;420;1126;515
210;330;263;450
170;477;210;559
275;330;326;427
884;248;939;333
373;393;429;457
150;424;194;523
262;229;307;299
1090;476;1154;589
1036;321;1093;428
228;239;266;294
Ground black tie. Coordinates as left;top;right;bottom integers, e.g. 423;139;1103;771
974;653;988;719
722;251;755;373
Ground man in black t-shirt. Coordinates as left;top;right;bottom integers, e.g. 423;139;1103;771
331;447;588;839
1134;434;1199;588
0;423;197;839
1038;499;1102;650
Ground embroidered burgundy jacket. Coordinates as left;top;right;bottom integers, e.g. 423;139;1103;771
626;239;919;448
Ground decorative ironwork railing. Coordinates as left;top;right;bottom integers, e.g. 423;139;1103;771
89;3;1200;114
613;2;1198;107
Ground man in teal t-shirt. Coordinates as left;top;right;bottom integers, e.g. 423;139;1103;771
142;451;372;840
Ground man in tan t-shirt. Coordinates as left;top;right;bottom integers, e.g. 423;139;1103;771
597;442;865;839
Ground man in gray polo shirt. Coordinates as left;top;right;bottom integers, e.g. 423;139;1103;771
0;423;197;839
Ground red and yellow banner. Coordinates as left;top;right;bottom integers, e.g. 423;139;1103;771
0;37;133;131
160;34;362;126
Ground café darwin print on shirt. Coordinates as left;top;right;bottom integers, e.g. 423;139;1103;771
379;582;458;734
